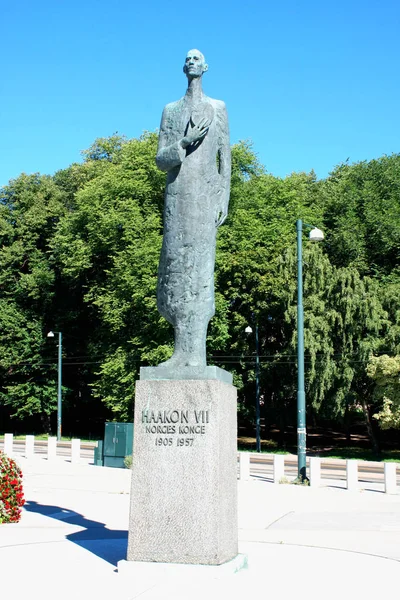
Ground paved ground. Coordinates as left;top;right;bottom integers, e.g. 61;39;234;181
1;455;399;600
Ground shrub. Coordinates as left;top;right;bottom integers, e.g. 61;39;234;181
124;455;133;469
0;451;25;523
279;475;310;486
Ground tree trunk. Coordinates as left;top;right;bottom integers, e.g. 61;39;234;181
344;405;351;445
278;402;286;449
40;413;52;435
361;398;380;455
264;391;270;436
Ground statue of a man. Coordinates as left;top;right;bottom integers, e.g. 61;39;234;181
155;49;231;370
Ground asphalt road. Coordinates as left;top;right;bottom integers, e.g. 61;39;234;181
3;439;398;485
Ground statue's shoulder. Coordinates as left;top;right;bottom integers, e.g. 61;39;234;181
162;97;185;114
204;98;229;140
205;97;227;112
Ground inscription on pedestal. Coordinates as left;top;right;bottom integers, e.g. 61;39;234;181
142;409;210;447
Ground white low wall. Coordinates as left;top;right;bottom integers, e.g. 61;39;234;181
1;436;399;495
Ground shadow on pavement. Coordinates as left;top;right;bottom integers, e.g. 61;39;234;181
24;500;128;566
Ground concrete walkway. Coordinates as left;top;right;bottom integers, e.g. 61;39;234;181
1;456;399;600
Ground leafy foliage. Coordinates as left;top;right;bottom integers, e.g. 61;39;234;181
322;155;400;276
367;355;400;429
51;132;166;419
0;174;65;428
1;133;400;446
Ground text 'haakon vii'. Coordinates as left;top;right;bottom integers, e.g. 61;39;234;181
141;410;210;424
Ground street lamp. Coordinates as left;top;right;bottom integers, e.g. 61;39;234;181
245;323;261;452
296;220;324;480
47;330;62;441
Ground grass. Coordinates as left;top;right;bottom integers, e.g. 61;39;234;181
237;436;291;454
237;436;400;462
312;447;400;462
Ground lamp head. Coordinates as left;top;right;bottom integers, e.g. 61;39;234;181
47;331;55;338
309;227;324;242
245;326;253;334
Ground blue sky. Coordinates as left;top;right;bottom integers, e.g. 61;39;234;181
1;0;399;186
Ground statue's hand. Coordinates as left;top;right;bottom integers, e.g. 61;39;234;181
181;117;210;148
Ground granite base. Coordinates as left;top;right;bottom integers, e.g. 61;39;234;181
127;379;238;565
118;553;247;579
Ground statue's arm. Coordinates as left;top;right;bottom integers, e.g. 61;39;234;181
156;107;186;172
215;103;231;227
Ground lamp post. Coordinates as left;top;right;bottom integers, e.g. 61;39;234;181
245;323;261;452
296;220;324;480
47;331;62;441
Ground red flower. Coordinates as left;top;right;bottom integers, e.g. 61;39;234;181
0;451;24;524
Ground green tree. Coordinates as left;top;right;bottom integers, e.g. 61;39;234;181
52;133;166;420
0;173;66;431
213;154;325;433
2;132;400;449
321;154;400;276
278;242;388;450
367;355;400;429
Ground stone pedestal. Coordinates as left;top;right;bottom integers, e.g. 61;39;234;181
384;462;397;494
346;459;358;490
127;379;238;565
71;438;81;463
239;452;250;481
4;433;13;456
47;437;57;460
25;435;34;459
273;454;285;484
309;457;321;488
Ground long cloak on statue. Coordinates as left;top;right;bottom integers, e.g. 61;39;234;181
156;94;231;330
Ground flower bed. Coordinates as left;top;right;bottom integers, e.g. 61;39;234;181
0;451;25;523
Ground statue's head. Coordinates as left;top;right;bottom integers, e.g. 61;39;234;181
183;49;208;80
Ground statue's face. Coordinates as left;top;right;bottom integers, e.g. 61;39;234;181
183;49;208;79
